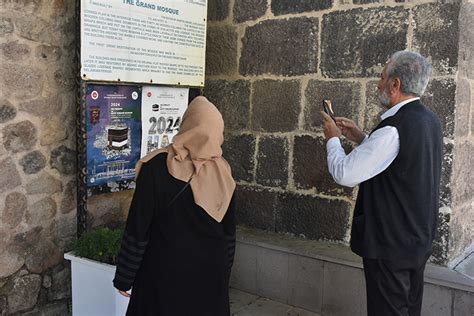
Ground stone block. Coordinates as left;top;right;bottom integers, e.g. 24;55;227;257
288;255;323;313
26;197;57;226
0;296;6;315
205;80;251;130
0;41;30;61
0;249;24;279
206;26;237;76
322;263;366;316
413;3;460;75
0;1;41;13
256;247;289;303
0;17;13;36
304;80;361;132
458;2;474;80
421;284;452;316
293;135;353;196
24;240;62;274
1;192;27;229
48;266;71;301
230;243;258;294
208;0;229;21
19;97;62;119
440;143;452;208
0;158;21;193
272;0;332;16
276;193;351;241
353;0;381;3
452;140;474;206
234;0;266;23
0;99;16;124
364;80;385;132
60;180;76;214
256;136;289;188
19;151;46;174
421;79;456;138
50;145;75;174
235;185;278;231
454;78;471;138
222;134;255;182
252;79;300;132
35;44;62;62
21;301;70;316
2;120;37;153
321;7;408;78
453;290;474;316
26;172;62;195
0;63;43;99
240;18;318;76
7;274;41;314
431;212;450;265
39;118;68;146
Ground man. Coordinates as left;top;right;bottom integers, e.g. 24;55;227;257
321;51;442;316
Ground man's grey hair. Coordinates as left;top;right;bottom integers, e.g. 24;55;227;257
386;51;432;97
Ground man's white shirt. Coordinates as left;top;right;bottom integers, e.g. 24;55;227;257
326;97;420;187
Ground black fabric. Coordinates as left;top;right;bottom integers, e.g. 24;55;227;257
113;153;236;316
351;100;443;263
363;255;428;316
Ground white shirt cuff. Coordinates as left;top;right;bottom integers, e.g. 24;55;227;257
327;137;341;150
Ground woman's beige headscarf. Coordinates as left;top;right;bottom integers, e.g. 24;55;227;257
136;96;236;222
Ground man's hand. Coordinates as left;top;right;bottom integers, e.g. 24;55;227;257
335;117;366;145
118;290;130;298
321;111;342;140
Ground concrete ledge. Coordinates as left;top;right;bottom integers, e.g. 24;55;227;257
231;226;474;316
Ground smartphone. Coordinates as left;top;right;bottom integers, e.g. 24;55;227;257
322;99;336;123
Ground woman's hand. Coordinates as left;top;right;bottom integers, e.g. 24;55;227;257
335;117;366;144
118;290;131;298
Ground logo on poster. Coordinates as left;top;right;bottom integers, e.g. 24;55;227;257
91;90;99;100
147;91;152;97
132;91;139;100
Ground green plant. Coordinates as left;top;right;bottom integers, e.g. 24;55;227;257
74;227;124;265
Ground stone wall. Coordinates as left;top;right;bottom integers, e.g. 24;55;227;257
205;0;473;265
0;0;76;314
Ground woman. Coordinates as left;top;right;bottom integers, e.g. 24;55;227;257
113;96;236;316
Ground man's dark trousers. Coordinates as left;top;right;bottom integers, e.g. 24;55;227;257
363;254;429;316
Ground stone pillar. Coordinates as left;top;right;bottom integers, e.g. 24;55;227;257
0;1;76;314
205;0;473;265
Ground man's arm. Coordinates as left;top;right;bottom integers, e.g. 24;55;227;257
326;126;399;187
321;111;400;187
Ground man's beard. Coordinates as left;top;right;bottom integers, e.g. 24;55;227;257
378;86;391;108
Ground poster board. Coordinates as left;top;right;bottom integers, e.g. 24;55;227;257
85;84;142;193
141;86;188;157
80;0;207;86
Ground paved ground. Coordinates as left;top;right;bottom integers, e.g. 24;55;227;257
230;288;320;316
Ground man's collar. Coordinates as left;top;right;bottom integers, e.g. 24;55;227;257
380;97;420;120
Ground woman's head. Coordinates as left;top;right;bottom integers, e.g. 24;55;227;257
172;96;224;160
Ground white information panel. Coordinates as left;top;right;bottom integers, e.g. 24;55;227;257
140;86;188;157
81;0;207;86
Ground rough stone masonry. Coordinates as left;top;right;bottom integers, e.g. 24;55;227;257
204;0;473;267
0;0;473;314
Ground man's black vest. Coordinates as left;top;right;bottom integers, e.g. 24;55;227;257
350;100;443;261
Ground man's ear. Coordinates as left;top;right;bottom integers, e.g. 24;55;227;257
390;77;401;94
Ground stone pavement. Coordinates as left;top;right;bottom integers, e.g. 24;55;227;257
230;288;320;316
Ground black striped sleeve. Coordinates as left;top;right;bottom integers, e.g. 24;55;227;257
113;162;156;292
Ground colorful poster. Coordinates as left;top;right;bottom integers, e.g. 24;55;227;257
81;0;207;86
86;84;142;189
141;86;189;157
